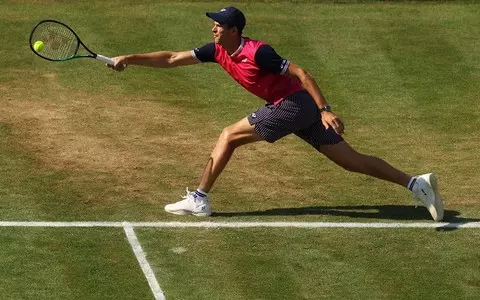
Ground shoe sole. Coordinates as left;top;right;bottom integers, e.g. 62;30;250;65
164;208;211;217
425;173;444;222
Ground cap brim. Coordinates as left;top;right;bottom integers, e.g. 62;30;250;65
206;12;228;24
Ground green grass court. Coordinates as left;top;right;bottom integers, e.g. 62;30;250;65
0;1;479;299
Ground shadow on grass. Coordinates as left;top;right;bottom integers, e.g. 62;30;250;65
213;205;478;228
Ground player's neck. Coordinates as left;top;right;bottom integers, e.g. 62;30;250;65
222;36;243;55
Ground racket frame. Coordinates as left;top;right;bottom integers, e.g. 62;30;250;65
29;19;114;65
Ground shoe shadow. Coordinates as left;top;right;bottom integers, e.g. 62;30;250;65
213;204;476;226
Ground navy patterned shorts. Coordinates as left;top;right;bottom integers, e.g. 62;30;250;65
247;90;343;146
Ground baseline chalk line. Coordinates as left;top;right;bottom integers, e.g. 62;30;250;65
0;221;479;228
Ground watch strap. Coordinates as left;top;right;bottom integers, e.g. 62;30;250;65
319;105;331;112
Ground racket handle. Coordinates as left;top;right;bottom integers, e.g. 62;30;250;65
95;54;114;65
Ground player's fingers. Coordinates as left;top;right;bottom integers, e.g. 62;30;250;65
336;126;344;135
117;63;127;71
333;119;344;134
108;57;121;70
322;118;330;130
108;61;126;71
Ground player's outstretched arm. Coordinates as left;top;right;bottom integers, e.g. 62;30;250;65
109;50;199;71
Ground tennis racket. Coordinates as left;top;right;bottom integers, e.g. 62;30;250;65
29;20;115;65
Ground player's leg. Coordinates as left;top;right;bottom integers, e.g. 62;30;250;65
164;95;306;217
294;95;444;222
316;141;411;187
315;140;444;221
198;117;264;193
164;117;263;216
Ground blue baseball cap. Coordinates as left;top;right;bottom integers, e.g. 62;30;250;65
206;6;246;32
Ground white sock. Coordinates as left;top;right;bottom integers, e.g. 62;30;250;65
195;189;208;198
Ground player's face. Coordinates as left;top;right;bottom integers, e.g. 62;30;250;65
212;22;234;45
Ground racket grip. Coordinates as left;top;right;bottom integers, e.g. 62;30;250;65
96;54;115;65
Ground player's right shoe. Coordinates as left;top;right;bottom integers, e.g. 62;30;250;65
412;173;444;222
164;188;212;217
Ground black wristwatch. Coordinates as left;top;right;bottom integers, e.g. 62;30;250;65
319;105;332;113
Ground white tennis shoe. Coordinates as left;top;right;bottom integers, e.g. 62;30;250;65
412;173;444;222
164;188;212;217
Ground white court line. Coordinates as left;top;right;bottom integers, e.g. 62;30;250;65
2;220;478;300
0;221;479;228
123;222;166;300
0;221;123;227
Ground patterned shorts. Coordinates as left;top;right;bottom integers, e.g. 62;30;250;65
247;90;344;146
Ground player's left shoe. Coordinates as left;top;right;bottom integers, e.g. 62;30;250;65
164;188;212;217
412;173;444;222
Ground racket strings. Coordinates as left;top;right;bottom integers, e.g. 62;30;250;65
32;22;78;60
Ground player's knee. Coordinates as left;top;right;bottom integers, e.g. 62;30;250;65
219;127;238;147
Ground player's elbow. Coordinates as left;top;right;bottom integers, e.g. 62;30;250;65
167;51;194;68
294;68;314;84
300;68;314;80
290;65;311;80
166;55;179;67
158;52;181;68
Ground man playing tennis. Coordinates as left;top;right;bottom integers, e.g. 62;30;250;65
110;6;444;221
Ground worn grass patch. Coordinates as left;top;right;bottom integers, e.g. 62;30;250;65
1;1;479;221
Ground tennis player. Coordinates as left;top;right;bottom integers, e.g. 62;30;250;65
110;6;444;221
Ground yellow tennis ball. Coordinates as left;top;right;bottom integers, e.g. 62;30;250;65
34;40;45;52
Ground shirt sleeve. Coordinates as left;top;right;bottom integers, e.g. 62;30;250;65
192;43;216;63
254;45;290;75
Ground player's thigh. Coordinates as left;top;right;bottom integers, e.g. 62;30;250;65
222;117;264;146
295;121;343;148
316;140;362;169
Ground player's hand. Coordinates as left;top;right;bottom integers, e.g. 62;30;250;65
108;56;128;71
321;111;344;135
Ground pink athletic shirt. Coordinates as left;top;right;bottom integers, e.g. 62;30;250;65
192;38;304;104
